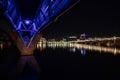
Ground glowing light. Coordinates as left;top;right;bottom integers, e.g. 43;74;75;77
0;44;3;50
80;49;86;55
40;48;43;52
25;20;30;24
73;48;76;53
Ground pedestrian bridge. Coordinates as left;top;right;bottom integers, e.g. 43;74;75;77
0;0;80;55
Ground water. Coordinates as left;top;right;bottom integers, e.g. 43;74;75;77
0;43;120;79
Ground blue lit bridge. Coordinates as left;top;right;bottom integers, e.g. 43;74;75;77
0;0;80;55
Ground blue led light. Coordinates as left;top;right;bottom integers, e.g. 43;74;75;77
25;20;30;24
0;0;78;48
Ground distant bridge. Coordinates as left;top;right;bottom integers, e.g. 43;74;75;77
69;36;120;43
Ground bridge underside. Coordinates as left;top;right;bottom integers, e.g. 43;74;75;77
0;0;80;55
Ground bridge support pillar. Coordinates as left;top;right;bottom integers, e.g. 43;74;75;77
9;31;41;56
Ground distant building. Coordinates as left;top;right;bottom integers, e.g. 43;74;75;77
47;39;56;42
67;36;77;41
62;38;66;41
79;33;87;40
39;37;47;44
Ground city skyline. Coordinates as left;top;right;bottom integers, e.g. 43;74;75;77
41;0;120;39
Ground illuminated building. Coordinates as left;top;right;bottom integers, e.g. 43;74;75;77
38;36;47;44
79;33;87;40
68;36;77;41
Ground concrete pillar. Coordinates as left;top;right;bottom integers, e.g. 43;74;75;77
9;31;41;56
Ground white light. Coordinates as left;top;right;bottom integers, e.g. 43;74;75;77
25;20;30;24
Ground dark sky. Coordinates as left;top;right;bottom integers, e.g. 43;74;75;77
0;0;120;40
41;0;120;39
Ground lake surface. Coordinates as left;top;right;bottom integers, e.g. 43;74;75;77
0;43;120;80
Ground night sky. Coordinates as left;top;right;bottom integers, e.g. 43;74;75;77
0;0;120;40
41;0;120;39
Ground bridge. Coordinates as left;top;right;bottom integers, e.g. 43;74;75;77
70;36;119;43
69;36;120;47
0;0;80;55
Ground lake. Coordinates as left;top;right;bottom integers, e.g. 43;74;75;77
0;43;120;80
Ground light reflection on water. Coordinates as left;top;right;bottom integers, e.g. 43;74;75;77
37;43;120;55
0;43;120;78
0;44;3;50
72;43;120;55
